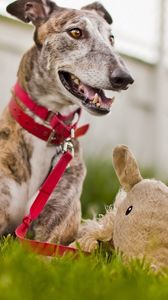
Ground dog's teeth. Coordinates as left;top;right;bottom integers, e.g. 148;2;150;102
92;93;99;104
74;78;80;85
96;103;101;107
70;74;80;85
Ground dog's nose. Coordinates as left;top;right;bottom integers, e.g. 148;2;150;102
110;68;134;90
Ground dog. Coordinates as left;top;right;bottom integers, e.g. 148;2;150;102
0;0;134;244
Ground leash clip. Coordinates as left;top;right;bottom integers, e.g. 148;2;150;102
62;129;75;156
63;139;74;156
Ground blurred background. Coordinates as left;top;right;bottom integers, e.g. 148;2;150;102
0;0;168;215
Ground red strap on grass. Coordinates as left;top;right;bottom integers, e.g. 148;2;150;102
16;238;78;256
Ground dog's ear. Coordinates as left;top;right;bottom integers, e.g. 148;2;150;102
81;2;112;25
6;0;57;25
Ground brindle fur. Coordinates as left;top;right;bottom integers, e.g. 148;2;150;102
0;109;32;184
0;0;133;243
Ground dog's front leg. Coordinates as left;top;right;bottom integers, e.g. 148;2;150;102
30;140;86;245
0;176;29;235
44;196;81;245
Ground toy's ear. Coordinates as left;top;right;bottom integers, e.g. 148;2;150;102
113;145;143;192
6;0;57;25
81;2;113;25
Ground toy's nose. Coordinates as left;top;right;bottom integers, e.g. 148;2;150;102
110;68;134;90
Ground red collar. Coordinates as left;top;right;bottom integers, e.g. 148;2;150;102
9;82;89;145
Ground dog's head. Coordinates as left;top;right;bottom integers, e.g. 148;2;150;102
7;0;134;116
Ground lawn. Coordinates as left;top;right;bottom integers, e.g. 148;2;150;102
0;159;168;300
0;237;168;300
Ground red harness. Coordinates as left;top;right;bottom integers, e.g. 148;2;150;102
9;82;89;256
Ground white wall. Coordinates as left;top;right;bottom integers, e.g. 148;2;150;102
0;16;168;177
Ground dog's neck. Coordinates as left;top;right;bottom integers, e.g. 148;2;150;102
17;46;77;115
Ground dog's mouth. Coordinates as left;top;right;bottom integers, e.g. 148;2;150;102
59;71;115;115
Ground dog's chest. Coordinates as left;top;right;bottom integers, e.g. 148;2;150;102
26;132;57;199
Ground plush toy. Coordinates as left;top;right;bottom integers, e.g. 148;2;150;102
74;145;168;270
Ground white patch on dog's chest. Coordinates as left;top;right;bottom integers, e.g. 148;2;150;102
24;134;63;218
7;135;57;228
29;139;56;198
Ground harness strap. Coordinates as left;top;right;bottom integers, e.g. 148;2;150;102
15;150;79;256
16;151;72;237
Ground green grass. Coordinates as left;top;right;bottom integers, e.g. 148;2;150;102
0;237;168;300
0;159;167;300
81;158;119;217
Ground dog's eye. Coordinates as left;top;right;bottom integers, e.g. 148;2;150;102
68;28;82;39
125;206;133;216
109;34;115;45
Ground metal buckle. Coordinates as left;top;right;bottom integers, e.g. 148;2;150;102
45;111;56;124
62;129;75;157
47;129;56;146
62;139;74;169
62;139;74;156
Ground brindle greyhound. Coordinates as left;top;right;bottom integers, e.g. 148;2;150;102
1;0;133;244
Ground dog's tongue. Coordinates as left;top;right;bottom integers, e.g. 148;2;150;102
78;83;97;100
78;83;113;107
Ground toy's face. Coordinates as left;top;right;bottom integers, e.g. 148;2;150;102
113;179;168;265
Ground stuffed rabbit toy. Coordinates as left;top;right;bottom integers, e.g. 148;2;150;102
73;145;168;270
